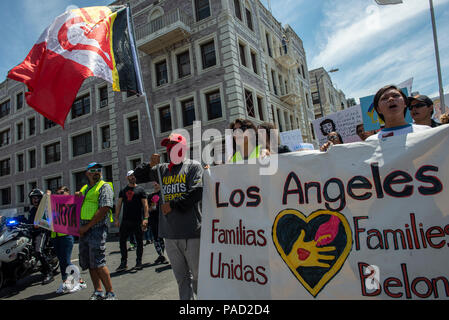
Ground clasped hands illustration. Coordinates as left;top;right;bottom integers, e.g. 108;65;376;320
287;215;340;269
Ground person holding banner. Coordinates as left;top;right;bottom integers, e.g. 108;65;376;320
77;162;116;300
366;85;431;141
409;94;441;128
320;131;344;152
257;122;291;154
28;189;55;285
229;119;263;162
133;133;203;300
52;186;87;293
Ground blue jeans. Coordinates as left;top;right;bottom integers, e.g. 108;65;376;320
52;235;74;281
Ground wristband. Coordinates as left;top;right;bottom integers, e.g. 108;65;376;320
143;217;149;220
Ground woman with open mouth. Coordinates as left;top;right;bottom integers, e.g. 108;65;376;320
366;85;430;141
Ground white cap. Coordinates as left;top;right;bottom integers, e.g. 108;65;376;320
127;170;134;177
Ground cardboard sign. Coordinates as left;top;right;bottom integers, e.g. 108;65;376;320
34;195;83;236
280;129;304;152
198;125;449;300
50;195;83;236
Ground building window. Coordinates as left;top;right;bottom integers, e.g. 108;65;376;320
0;158;10;176
101;125;111;149
72;132;92;157
44;142;61;164
1;187;11;205
17;184;25;203
130;158;141;170
201;40;216;69
245;7;253;31
71;94;90;119
46;177;62;193
257;97;264;121
195;0;211;21
239;43;247;67
234;0;242;20
177;51;191;78
245;90;255;118
16;93;23;110
0;129;10;147
181;98;195;127
159;106;172;133
99;86;108;108
128;116;140;141
312;92;320;105
28;181;37;193
0;100;10;119
277;109;284;132
28;149;36;169
271;70;278;95
16;122;24;141
155;60;168;86
44;118;57;130
266;33;272;57
17;153;24;172
103;165;113;183
250;51;258;74
206;90;222;121
28;117;36;136
74;171;87;192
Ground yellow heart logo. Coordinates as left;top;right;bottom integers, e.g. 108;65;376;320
272;209;353;297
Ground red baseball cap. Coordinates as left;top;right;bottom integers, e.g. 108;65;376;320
161;133;187;147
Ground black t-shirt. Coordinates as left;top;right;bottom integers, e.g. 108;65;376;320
119;185;146;222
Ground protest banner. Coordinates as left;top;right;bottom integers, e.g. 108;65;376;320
312;105;363;146
34;195;83;236
198;125;449;300
280;129;304;152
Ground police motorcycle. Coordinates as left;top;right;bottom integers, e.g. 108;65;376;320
0;216;59;290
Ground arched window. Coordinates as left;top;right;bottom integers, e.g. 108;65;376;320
149;8;163;21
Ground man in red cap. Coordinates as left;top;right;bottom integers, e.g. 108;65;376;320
409;94;440;128
133;133;203;300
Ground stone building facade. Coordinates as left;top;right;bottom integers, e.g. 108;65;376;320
0;0;315;213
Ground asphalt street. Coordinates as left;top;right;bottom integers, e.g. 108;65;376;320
0;234;179;300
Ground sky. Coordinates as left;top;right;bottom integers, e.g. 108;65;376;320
0;0;448;103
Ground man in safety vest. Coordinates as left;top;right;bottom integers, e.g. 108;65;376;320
76;162;116;300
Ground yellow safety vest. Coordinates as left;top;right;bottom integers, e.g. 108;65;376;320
231;145;262;163
80;181;114;222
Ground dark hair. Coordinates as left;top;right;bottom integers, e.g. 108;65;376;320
373;85;409;122
319;119;336;136
257;122;279;151
328;131;344;144
230;118;258;154
56;186;70;194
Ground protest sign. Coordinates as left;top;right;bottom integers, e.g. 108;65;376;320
198;125;449;300
50;195;83;236
312;105;363;146
280;129;303;152
34;195;83;236
34;193;52;230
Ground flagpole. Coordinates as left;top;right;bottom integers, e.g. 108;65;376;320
126;4;166;204
429;0;446;116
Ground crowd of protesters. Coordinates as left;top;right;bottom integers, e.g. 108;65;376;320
1;84;448;301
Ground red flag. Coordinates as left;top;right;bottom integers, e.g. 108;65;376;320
7;6;142;128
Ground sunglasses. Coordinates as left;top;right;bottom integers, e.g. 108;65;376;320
328;135;339;141
409;103;428;110
88;168;102;173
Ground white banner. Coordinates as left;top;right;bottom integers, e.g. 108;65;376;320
312;105;363;146
198;125;449;300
